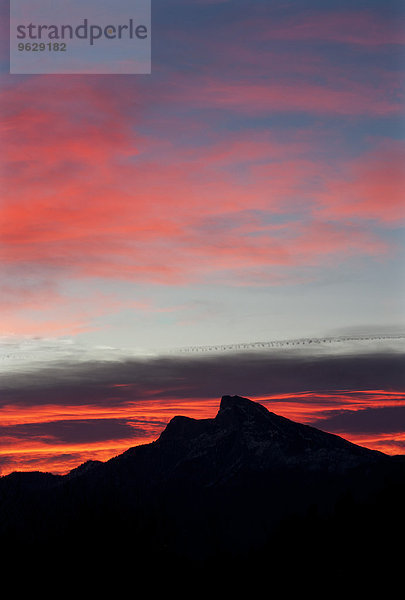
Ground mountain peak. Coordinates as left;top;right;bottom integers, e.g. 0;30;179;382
157;395;382;466
219;394;269;414
220;394;255;409
216;394;274;428
158;395;272;445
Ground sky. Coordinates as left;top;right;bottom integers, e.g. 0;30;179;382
0;0;405;474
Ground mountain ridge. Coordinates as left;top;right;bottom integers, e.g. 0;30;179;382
1;394;389;483
1;395;405;578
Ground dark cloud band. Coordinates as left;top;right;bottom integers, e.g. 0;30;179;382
1;349;404;408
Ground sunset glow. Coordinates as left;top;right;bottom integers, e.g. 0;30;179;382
0;387;404;475
1;0;404;475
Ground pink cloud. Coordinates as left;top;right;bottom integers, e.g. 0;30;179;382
315;141;405;224
167;76;402;116
0;75;400;338
210;9;405;47
263;11;405;46
1;81;396;287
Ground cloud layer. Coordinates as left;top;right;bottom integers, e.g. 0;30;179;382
1;0;404;473
1;0;404;339
1;344;404;474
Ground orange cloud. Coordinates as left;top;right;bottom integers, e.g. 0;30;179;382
1;391;404;475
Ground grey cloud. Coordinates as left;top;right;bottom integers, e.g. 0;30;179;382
314;406;405;435
1;349;404;409
0;419;145;445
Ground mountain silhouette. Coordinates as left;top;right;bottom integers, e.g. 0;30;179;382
1;395;404;583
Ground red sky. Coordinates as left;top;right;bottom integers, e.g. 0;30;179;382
0;0;404;474
1;388;405;475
